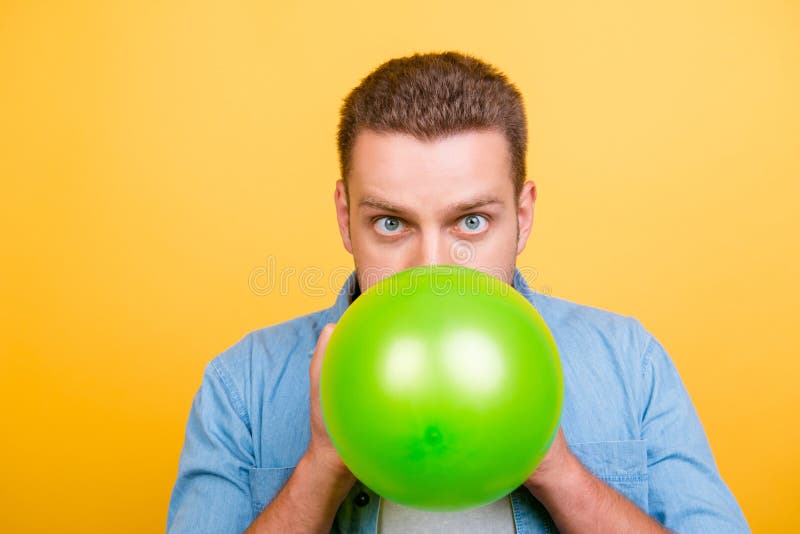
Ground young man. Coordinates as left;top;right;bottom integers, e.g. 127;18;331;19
167;52;749;533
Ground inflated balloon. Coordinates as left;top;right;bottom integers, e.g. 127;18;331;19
320;265;563;511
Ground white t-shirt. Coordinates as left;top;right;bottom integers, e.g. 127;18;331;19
378;495;517;533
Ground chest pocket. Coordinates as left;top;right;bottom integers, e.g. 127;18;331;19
570;440;649;512
249;466;296;517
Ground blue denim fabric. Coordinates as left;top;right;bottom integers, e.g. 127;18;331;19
167;270;749;533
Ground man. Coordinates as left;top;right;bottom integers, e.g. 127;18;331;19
167;52;749;533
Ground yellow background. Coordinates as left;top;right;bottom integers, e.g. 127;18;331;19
1;1;797;531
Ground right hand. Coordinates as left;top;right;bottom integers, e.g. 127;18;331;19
306;323;354;481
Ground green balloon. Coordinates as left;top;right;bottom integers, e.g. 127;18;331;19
320;265;563;511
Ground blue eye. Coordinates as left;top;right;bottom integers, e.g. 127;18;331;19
458;214;487;233
375;216;406;235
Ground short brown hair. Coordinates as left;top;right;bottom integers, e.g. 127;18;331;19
337;51;527;197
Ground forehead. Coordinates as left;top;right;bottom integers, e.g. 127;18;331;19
348;129;515;209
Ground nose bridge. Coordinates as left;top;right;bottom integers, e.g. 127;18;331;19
418;227;448;265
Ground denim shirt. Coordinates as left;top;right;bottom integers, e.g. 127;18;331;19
167;270;749;533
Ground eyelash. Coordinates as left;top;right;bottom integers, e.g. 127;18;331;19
371;214;490;233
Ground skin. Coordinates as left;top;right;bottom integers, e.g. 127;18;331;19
337;129;532;291
246;129;669;533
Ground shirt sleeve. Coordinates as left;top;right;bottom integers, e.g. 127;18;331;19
167;357;256;534
641;333;750;532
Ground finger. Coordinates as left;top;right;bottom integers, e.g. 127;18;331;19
310;323;336;381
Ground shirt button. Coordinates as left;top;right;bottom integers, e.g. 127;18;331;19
354;491;370;507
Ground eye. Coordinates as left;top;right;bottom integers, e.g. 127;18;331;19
457;214;488;234
374;216;406;235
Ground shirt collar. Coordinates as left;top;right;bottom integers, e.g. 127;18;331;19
326;268;538;324
324;270;359;324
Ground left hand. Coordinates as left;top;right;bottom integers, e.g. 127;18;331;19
523;427;576;496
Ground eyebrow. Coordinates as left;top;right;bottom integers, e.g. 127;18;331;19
358;195;504;215
359;196;404;213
